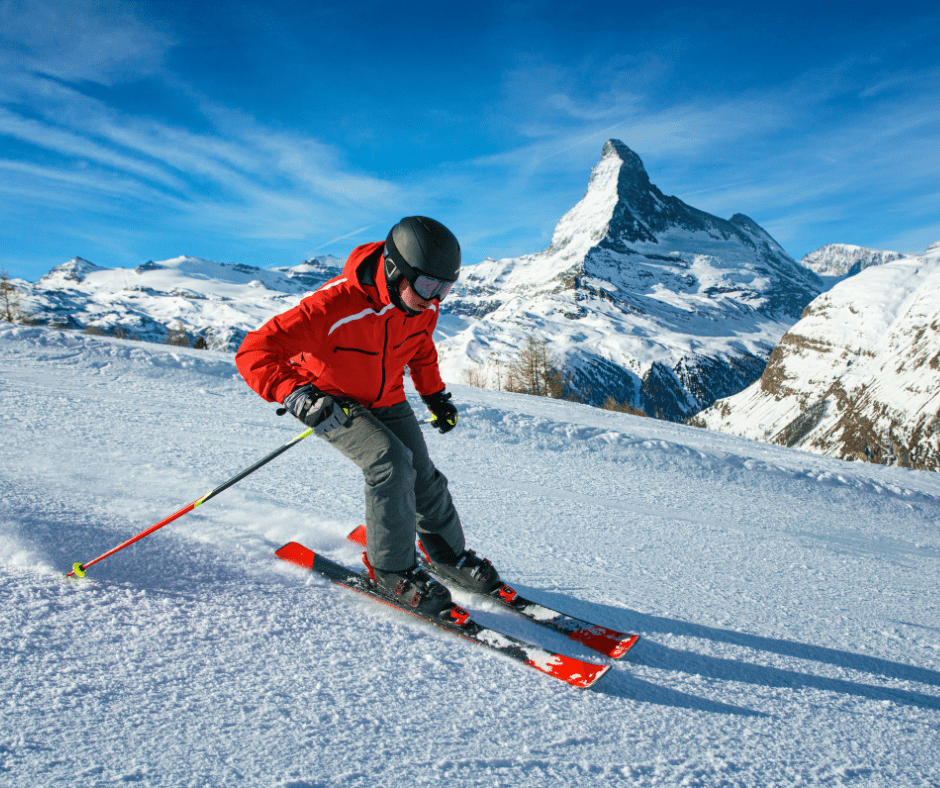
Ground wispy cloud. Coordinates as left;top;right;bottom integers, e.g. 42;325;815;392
0;68;406;245
312;226;374;253
0;0;173;85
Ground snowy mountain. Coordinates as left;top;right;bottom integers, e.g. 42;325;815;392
12;140;821;421
694;243;940;472
3;323;940;787
436;140;823;420
798;243;906;289
18;254;344;350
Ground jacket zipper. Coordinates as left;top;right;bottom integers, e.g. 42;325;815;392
372;316;390;406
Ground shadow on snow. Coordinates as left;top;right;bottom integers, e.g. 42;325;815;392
514;584;940;713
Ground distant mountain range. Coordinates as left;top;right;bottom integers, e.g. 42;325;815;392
10;145;936;469
16;254;343;350
695;242;940;472
797;243;906;288
11;139;828;422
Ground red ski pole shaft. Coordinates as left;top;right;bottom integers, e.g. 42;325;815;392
66;426;314;578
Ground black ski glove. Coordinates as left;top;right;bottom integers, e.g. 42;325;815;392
421;389;458;434
282;384;352;437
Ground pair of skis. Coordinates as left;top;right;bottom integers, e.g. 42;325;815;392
275;526;639;689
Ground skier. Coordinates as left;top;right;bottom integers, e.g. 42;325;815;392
236;216;501;617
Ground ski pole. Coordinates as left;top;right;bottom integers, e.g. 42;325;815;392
66;426;314;578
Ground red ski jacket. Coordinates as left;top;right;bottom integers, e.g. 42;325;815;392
236;241;446;408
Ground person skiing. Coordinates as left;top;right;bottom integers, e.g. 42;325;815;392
236;216;500;617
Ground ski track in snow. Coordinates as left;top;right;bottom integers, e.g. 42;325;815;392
2;325;940;788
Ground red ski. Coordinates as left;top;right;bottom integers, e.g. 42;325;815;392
348;525;638;659
276;541;611;689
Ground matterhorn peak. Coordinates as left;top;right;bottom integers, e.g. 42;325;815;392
601;139;647;178
549;138;652;255
446;140;823;420
552;139;793;259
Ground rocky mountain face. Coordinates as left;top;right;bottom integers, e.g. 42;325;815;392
16;255;343;350
694;243;940;471
798;243;906;288
437;139;823;420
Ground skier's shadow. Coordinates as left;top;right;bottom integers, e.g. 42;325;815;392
509;585;940;712
595;660;767;716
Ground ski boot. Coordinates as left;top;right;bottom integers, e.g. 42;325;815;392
421;546;502;595
362;554;453;618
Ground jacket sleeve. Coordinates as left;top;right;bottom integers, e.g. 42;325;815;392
406;310;446;396
235;297;329;403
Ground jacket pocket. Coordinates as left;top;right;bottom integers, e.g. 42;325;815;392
334;346;379;356
392;330;428;350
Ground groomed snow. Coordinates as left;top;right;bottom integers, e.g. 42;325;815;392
2;325;939;787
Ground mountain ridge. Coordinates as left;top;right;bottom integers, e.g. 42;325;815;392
16;254;344;349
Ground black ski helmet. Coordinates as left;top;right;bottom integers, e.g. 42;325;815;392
384;216;461;314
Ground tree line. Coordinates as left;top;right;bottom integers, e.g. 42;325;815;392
1;271;36;325
463;336;645;416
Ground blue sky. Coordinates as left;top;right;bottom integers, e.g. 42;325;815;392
2;0;938;281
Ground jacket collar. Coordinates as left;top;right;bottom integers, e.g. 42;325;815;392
342;241;390;306
341;240;437;317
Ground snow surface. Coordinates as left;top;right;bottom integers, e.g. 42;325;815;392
2;325;940;787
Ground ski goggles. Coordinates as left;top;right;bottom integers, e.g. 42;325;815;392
409;273;455;301
386;245;457;302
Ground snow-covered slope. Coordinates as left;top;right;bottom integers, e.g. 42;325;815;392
695;243;940;471
2;324;939;787
798;244;907;290
437;140;823;420
17;254;344;350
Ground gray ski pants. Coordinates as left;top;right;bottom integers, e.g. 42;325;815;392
321;399;465;572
